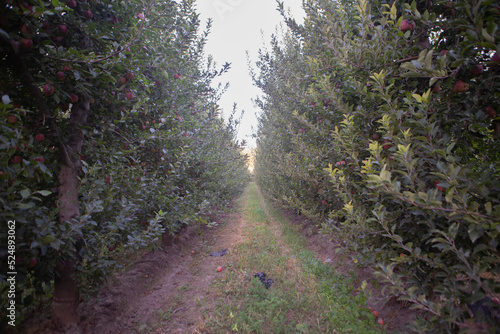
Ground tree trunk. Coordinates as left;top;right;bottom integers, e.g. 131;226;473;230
52;99;89;327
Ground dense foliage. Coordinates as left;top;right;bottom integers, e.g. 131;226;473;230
0;0;249;329
254;0;500;332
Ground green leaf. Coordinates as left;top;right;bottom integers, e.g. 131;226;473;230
424;50;434;69
390;3;397;20
37;190;52;196
485;202;492;215
20;189;30;199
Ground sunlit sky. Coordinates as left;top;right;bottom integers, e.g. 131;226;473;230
195;0;305;147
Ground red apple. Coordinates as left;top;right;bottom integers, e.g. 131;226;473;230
400;20;414;31
142;125;146;130
217;266;222;272
377;318;384;325
492;52;500;65
125;92;134;100
67;0;77;8
20;38;33;49
7;115;18;124
11;40;20;52
432;85;440;93
56;71;66;81
372;133;379;140
433;180;445;192
34;156;44;163
120;77;127;85
69;94;79;103
85;10;93;19
21;24;31;37
452;81;469;93
35;134;45;141
174;73;181;79
469;65;483;76
12;156;22;164
43;84;54;96
485;107;496;119
492;297;500;304
126;72;134;80
59;24;68;34
372;310;379;317
108;246;114;252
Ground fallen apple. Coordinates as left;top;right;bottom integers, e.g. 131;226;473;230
217;266;222;272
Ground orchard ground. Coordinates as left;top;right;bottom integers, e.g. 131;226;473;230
24;183;417;333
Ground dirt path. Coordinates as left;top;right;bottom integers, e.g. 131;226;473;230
62;183;391;333
76;193;248;334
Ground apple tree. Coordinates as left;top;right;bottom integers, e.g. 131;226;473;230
0;0;249;329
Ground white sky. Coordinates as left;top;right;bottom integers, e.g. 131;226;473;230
194;0;305;147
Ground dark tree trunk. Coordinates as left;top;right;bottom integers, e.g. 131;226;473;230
52;99;89;326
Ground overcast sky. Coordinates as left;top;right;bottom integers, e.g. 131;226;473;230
194;0;305;147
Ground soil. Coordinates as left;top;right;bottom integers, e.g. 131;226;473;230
28;189;417;333
76;209;244;334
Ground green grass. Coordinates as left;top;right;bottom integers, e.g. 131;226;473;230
204;183;383;333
